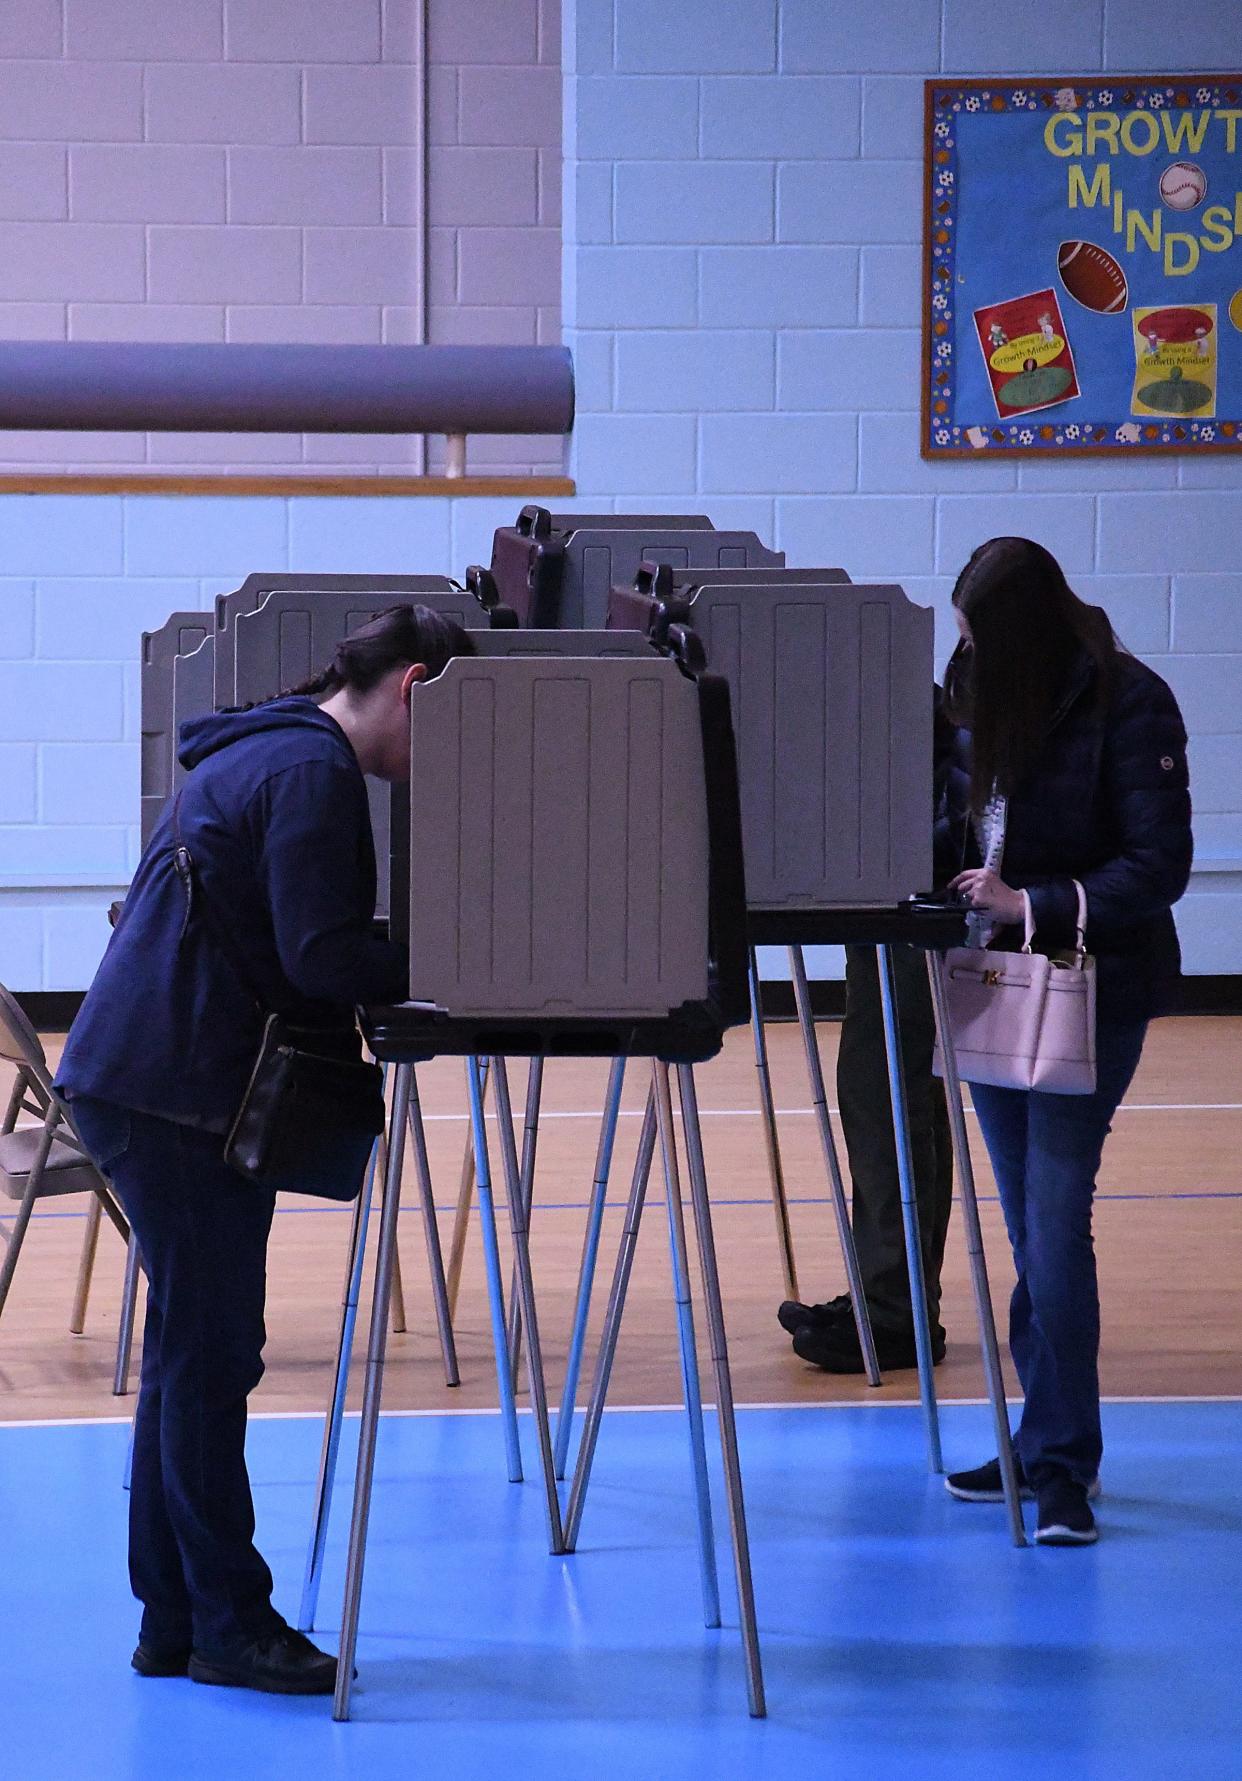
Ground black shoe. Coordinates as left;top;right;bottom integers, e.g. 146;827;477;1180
777;1293;852;1337
946;1455;1101;1504
132;1640;192;1678
1034;1474;1098;1546
188;1627;339;1696
791;1317;945;1374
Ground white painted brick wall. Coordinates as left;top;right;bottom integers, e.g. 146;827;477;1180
0;0;563;476
563;0;1242;977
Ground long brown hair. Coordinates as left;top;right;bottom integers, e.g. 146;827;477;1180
288;603;475;698
943;537;1118;814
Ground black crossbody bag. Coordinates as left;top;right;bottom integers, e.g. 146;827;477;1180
172;799;386;1201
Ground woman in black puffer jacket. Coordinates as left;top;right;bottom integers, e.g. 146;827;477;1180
936;537;1192;1547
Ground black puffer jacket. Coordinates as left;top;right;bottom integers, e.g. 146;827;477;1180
936;649;1193;1022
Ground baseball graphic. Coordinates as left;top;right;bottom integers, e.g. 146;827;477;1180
1158;160;1207;211
1057;240;1128;314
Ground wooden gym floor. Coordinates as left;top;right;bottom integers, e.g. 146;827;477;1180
1;1016;1238;1424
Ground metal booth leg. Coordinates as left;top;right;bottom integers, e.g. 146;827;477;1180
69;1193;103;1334
675;1065;766;1719
652;1060;721;1630
563;1086;658;1551
407;1069;460;1388
299;1120;385;1631
446;1056;489;1319
877;944;942;1473
789;945;881;1386
334;1063;413;1721
490;1059;564;1554
112;1232;142;1397
749;947;798;1301
554;1056;626;1479
506;1057;544;1394
467;1056;524;1485
926;951;1027;1546
389;1215;407;1336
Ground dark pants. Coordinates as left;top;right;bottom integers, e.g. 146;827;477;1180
70;1097;282;1657
835;944;954;1333
970;1019;1147;1487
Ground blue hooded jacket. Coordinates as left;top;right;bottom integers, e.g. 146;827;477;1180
57;698;408;1131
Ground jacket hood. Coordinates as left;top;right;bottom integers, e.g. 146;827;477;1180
178;697;347;769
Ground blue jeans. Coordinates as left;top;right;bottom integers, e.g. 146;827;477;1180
70;1097;282;1657
970;1019;1148;1488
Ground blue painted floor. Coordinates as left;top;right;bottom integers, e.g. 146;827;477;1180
2;1400;1240;1780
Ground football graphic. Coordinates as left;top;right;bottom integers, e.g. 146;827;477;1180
1057;239;1128;314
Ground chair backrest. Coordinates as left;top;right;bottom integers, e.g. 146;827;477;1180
611;577;934;911
406;656;712;1019
0;983;50;1085
140;610;213;848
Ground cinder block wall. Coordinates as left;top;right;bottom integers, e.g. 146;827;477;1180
563;0;1242;982
0;0;562;988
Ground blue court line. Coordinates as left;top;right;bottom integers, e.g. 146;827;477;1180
19;1187;1242;1224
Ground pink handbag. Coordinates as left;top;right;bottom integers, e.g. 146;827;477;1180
933;881;1097;1095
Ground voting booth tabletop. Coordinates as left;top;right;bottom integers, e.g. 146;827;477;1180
3;1398;1239;1779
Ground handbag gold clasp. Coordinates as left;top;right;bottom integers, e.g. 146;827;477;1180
982;968;1002;987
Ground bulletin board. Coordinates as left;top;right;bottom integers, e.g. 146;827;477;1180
923;75;1242;457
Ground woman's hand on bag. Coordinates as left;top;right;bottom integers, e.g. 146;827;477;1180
950;868;1027;926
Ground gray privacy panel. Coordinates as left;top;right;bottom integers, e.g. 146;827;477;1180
607;566;853;635
407;657;710;1018
566;527;784;629
140;610;212;847
229;586;482;707
548;513;714;529
386;627;656;950
666;581;933;911
229;585;482;924
469;628;654;659
212;573;461;709
171;633;215;796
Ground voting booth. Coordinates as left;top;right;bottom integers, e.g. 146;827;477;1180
482;505;785;628
323;641;760;1719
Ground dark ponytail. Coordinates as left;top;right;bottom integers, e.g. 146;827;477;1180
288;603;476;699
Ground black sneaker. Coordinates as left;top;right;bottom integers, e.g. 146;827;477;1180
777;1293;852;1336
132;1639;192;1678
188;1627;339;1695
1034;1474;1098;1546
791;1317;945;1374
946;1456;1101;1504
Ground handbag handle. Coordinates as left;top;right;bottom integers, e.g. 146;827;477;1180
1020;879;1088;965
1070;878;1088;965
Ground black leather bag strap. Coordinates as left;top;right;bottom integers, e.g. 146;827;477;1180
694;670;750;1027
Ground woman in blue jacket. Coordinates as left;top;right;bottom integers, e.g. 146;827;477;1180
58;605;475;1693
936;538;1192;1546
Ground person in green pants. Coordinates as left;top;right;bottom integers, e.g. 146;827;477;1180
778;942;953;1371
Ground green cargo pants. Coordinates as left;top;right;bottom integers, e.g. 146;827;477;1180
835;944;953;1336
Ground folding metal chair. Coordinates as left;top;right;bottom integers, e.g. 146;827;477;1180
0;985;135;1387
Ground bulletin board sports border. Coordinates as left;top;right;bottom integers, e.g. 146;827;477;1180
922;75;1242;458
